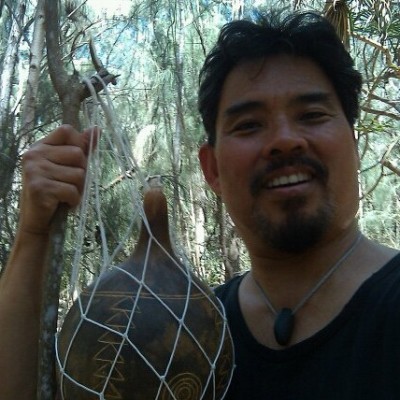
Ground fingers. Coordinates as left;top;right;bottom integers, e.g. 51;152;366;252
19;125;100;234
35;124;100;161
39;124;98;148
82;126;100;153
22;152;86;207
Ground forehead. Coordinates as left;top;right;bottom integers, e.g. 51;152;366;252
218;55;338;112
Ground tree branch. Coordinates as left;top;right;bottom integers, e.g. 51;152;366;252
381;159;400;176
352;32;400;77
38;2;119;399
360;105;400;121
44;0;71;107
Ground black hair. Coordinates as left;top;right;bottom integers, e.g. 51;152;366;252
198;10;362;146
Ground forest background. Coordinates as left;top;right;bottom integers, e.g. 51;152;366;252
0;0;399;291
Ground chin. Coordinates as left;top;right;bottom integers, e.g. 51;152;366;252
252;200;334;253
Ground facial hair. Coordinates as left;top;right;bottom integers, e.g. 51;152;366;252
250;155;333;253
251;196;334;253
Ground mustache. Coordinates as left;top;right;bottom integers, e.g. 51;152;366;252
250;155;328;196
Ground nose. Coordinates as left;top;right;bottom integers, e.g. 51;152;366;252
261;119;308;158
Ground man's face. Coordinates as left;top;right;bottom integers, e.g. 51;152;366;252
199;55;359;254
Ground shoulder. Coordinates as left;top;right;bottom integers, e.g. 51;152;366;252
354;252;400;324
373;252;400;281
214;273;246;303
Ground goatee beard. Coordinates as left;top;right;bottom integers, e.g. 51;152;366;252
251;196;334;253
250;154;332;253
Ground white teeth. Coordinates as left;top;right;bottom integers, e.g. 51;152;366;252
268;173;310;188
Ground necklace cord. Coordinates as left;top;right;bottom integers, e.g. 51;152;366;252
252;233;363;346
253;232;363;316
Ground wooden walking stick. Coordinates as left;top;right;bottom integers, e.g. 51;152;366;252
37;2;117;399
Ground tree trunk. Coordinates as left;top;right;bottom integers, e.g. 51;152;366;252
216;197;234;281
232;0;244;20
19;0;45;143
171;0;185;230
0;0;27;133
0;0;27;199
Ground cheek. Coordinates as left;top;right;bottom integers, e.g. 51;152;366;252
214;145;258;214
217;136;261;169
308;125;359;200
216;145;255;190
327;145;359;205
316;125;358;173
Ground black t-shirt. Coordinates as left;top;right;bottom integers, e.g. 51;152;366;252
215;253;400;400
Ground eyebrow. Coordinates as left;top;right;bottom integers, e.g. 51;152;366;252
222;91;335;119
290;91;334;107
222;101;264;118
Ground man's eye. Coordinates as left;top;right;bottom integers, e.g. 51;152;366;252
231;121;261;134
301;111;329;121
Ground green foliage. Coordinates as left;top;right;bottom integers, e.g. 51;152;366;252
0;0;399;287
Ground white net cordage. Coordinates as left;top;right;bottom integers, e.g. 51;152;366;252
54;77;235;400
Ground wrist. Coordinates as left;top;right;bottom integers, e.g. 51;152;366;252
2;228;50;288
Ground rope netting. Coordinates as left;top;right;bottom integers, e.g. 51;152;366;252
54;78;234;399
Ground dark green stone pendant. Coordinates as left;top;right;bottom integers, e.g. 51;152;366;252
274;308;294;346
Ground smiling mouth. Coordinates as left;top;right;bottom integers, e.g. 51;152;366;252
250;156;328;197
267;172;312;189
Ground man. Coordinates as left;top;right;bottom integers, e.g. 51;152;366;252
0;9;399;400
198;10;400;399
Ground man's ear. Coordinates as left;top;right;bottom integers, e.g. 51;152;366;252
198;143;221;195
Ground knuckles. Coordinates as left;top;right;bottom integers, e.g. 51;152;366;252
67;146;87;168
22;147;86;209
18;126;92;229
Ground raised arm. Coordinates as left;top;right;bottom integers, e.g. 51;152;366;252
0;125;98;400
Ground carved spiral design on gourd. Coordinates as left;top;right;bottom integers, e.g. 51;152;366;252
160;373;202;399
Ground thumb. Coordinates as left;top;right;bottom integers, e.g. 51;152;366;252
82;126;101;155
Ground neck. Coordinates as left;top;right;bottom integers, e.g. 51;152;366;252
249;227;361;305
239;227;398;348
